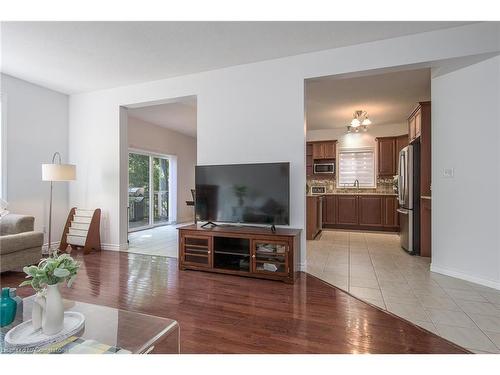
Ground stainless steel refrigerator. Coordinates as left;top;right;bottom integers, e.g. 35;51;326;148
397;144;420;255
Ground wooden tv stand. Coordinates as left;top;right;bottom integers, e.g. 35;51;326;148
178;224;301;284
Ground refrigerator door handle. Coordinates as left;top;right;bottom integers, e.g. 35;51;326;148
398;152;406;205
398;174;403;205
397;208;410;215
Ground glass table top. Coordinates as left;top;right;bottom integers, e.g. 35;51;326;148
1;296;179;354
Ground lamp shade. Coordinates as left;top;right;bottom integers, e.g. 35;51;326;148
42;163;76;181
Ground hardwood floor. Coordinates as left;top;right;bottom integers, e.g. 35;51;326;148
1;251;467;353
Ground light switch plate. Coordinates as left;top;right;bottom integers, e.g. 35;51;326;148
443;168;454;178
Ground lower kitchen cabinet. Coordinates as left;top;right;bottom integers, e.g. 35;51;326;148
322;195;336;225
420;198;431;257
321;194;399;232
306;196;322;240
336;195;358;225
358;196;384;227
384;196;398;227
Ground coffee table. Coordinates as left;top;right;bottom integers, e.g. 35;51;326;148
1;296;180;354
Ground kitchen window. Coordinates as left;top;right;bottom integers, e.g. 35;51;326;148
337;148;375;188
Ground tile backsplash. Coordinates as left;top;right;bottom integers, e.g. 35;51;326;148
307;177;396;194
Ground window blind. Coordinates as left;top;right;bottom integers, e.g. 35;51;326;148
338;149;375;188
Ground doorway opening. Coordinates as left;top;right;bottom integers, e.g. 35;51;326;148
305;65;437;325
119;95;197;257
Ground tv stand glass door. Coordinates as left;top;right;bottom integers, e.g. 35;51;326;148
181;235;212;268
251;239;289;275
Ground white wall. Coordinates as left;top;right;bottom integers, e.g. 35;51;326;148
1;74;69;247
431;55;500;289
127;116;197;223
68;23;500;269
307;122;407;148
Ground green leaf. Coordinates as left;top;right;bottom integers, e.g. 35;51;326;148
67;275;77;288
53;268;70;278
19;280;32;287
24;265;39;277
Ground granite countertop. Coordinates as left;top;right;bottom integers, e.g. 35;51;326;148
307;191;397;197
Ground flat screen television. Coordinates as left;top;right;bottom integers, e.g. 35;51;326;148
195;162;290;225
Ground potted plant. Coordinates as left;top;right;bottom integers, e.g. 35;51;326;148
20;252;80;335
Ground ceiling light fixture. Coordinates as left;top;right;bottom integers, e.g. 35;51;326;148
347;110;371;133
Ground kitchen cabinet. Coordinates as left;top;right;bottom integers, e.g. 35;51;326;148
311;140;336;160
377;135;409;177
396;135;408;161
420;197;431;257
322;141;336;159
312;142;323;160
409;115;416;142
408;101;430;144
306;142;313;177
384;196;398;227
319;194;398;232
358;196;384;227
419;102;432;196
336;195;358;225
414;110;422;139
322;195;336;225
306;196;322;240
377;137;396;177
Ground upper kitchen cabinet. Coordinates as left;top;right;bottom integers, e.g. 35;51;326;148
376;137;396;177
408;101;430;144
396;134;408;159
311;140;336;160
377;135;409;177
306;142;313;177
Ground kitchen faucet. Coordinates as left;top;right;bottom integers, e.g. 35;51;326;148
353;179;360;190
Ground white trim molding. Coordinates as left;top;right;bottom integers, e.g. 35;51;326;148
102;243;129;252
430;263;500;291
299;261;307;272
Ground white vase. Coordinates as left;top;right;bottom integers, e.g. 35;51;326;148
32;293;45;330
41;284;64;335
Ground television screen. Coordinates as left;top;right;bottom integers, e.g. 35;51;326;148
195;162;290;225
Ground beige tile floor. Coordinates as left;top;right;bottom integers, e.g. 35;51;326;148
307;229;500;354
127;223;188;257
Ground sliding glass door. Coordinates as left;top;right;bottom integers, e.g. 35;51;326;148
153;157;169;225
128;151;170;231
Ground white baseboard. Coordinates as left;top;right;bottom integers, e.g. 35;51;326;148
430;264;500;290
44;242;130;253
102;243;129;251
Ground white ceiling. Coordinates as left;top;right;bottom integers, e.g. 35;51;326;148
306;68;431;130
0;21;471;94
127;96;197;138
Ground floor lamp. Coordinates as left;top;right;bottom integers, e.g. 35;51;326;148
42;152;76;254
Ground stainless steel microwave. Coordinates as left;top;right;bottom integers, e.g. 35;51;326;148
314;162;335;174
